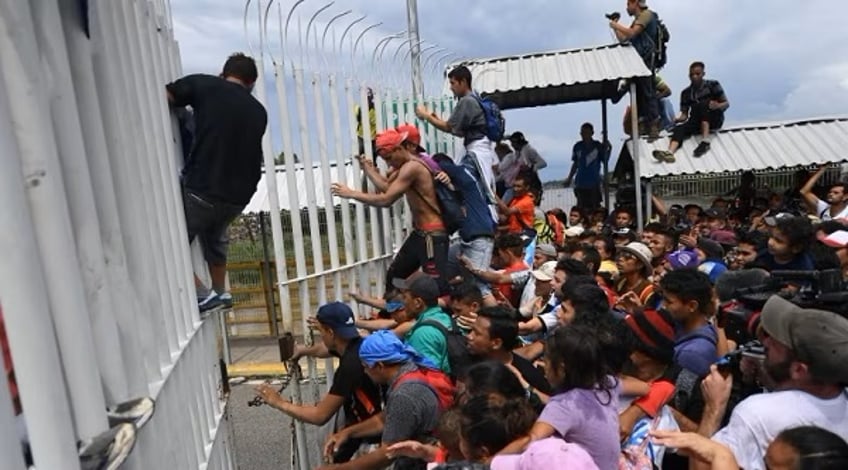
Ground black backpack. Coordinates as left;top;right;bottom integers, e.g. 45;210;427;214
411;318;473;379
655;15;671;69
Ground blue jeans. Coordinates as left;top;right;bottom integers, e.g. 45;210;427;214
448;236;494;296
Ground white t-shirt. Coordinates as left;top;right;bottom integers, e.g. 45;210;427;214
712;389;848;470
815;199;848;221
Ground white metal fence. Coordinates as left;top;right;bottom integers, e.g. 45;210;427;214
0;1;234;469
241;0;464;465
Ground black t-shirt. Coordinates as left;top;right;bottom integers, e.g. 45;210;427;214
167;74;268;205
680;79;726;112
511;353;552;395
328;337;382;425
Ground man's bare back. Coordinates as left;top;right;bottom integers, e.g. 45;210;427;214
402;159;443;230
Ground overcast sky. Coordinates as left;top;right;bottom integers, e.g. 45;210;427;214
171;0;848;181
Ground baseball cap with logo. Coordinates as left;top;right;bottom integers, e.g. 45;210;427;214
316;302;359;339
531;261;557;282
760;295;848;383
490;437;599;470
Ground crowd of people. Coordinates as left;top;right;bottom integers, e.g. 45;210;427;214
2;0;828;467
252;19;848;468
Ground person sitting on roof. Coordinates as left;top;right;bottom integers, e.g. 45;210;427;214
653;61;729;163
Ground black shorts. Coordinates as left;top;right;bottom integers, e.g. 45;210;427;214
182;189;245;265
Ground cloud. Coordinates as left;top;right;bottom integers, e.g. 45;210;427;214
170;0;848;181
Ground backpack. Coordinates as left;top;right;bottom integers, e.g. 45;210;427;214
471;92;506;142
411;318;473;379
546;213;566;246
411;160;467;235
534;212;556;245
392;366;456;412
654;15;671;70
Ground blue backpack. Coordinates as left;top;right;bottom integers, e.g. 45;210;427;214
471;92;506;142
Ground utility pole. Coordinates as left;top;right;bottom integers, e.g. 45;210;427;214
405;0;423;98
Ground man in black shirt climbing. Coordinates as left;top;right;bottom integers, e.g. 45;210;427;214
166;53;268;312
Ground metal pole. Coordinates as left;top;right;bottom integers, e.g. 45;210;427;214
35;0;131;404
61;0;148;398
91;0;164;385
601;98;611;213
273;5;311;469
351;22;382;80
259;213;279;337
646;180;654;222
0;51;79;470
405;0;423;98
0;0;108;439
630;82;643;228
327;72;357;313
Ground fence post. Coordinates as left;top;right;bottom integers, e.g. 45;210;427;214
0;0;108;439
0;48;79;469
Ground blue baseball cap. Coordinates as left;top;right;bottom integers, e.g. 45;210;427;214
316;302;359;339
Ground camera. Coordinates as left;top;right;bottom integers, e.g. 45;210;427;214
606;11;621;21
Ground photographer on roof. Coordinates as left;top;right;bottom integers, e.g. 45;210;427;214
609;0;662;139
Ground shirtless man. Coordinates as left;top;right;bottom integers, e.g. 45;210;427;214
331;129;449;295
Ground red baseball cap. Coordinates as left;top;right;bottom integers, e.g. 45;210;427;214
395;123;425;153
375;129;407;155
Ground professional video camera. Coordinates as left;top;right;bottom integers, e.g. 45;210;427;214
718;269;848;346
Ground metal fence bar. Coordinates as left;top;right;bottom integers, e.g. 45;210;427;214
293;66;324;393
105;0;173;372
120;0;181;358
60;0;149;399
347;78;370;312
329;73;358;315
34;0;130;404
90;0;163;386
0;45;79;468
1;0;108;440
312;70;340;384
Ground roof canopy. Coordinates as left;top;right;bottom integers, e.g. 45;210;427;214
244;161;355;213
620;117;848;180
447;43;652;110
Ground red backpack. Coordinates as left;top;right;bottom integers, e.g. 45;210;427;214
392;367;456;412
546;212;566;246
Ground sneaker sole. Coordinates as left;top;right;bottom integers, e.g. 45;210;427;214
104;424;136;470
107;397;155;430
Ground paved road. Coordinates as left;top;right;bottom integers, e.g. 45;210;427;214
229;381;332;470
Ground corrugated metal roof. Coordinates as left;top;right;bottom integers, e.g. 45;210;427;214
447;43;651;110
624;116;848;179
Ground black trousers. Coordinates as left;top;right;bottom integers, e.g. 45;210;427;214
384;230;450;295
671;102;724;144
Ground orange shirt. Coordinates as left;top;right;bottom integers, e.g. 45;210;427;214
507;192;535;233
